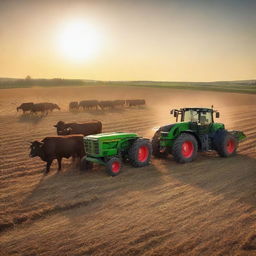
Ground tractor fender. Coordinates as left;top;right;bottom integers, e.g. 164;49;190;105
166;123;195;139
159;124;176;132
117;137;139;155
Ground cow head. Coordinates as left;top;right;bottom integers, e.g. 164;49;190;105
63;127;72;135
54;104;61;110
54;121;65;135
29;141;43;158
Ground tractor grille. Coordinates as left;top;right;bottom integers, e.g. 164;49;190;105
85;139;100;155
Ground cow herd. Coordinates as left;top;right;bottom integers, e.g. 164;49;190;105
17;99;146;115
29;120;102;173
17;102;60;115
69;99;146;111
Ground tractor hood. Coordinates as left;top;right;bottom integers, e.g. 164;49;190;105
84;132;138;141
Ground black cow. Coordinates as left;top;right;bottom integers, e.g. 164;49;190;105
29;135;85;173
54;120;102;136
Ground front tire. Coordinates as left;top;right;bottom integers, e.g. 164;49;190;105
172;133;198;163
152;130;168;158
129;139;152;167
106;157;122;176
80;156;93;171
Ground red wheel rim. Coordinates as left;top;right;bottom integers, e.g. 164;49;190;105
226;139;235;153
112;161;120;173
138;146;149;162
181;141;194;158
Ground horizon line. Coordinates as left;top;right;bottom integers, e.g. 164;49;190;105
1;77;255;84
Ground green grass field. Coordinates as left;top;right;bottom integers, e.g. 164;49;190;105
106;80;256;94
0;78;255;94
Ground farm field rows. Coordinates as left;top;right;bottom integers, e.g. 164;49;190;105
0;86;256;256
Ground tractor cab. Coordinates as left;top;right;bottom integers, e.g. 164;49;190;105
170;108;220;125
170;108;220;136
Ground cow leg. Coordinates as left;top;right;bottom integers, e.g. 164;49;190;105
76;157;81;168
73;155;81;168
45;160;53;174
57;157;62;171
71;156;76;167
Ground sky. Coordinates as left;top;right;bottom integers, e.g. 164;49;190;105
0;0;255;81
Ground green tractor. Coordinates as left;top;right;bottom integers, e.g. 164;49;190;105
152;107;246;163
81;132;152;176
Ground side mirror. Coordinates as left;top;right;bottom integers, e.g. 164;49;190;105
170;109;174;114
216;112;220;118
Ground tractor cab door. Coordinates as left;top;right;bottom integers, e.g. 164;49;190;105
198;118;211;134
196;111;212;133
190;111;213;151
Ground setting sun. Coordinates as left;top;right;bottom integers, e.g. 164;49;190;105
58;20;102;61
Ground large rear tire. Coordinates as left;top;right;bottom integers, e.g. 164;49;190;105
172;133;198;163
106;157;122;176
129;139;152;167
214;132;237;157
152;130;168;158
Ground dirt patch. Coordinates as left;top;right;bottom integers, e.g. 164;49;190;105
0;86;255;256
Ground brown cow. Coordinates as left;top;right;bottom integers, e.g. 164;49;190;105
31;102;60;115
69;101;79;111
17;102;34;113
113;100;126;107
54;120;102;136
98;101;115;110
79;100;99;110
45;103;60;112
126;99;146;107
29;135;85;173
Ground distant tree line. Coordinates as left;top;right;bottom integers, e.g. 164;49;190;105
0;77;88;89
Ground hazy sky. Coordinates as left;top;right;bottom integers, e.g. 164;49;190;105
0;0;255;81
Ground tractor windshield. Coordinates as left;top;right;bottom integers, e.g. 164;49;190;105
183;110;199;122
182;110;213;124
199;111;213;125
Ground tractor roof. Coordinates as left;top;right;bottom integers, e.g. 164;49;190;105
180;108;213;112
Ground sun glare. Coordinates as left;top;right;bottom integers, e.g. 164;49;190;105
58;20;102;61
